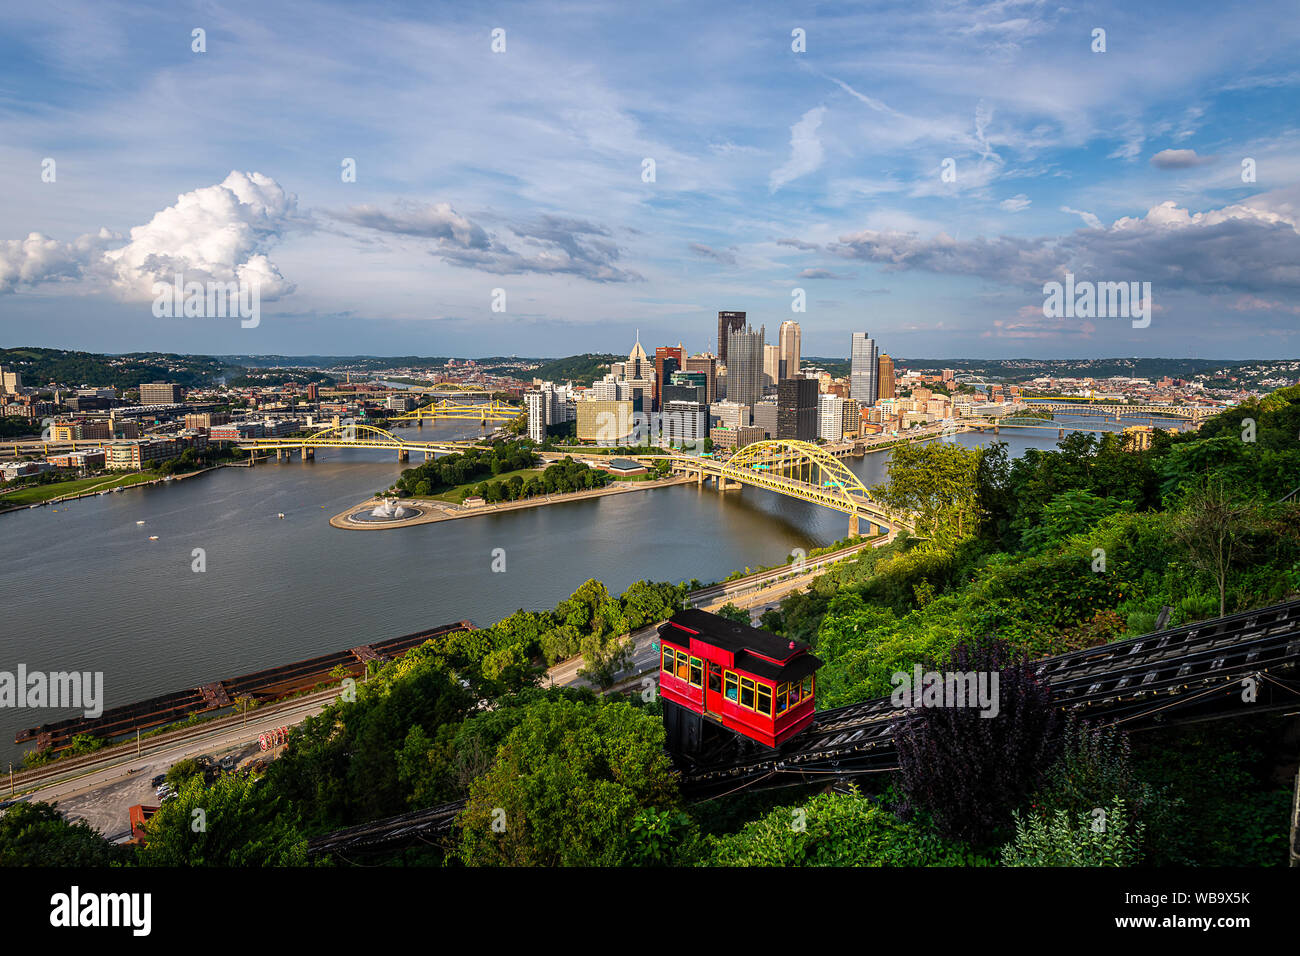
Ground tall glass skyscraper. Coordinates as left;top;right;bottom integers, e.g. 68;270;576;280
850;332;879;405
779;320;801;381
726;324;765;412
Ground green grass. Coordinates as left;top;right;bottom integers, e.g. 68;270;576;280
0;471;159;506
426;467;546;504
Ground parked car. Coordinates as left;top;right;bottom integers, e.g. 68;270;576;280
150;774;167;787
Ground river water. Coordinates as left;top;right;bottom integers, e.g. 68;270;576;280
0;414;1183;761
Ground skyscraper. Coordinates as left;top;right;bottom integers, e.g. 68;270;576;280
878;353;895;400
726;324;765;412
850;333;879;406
654;345;683;411
779;321;801;381
762;344;780;387
717;311;746;365
777;377;818;441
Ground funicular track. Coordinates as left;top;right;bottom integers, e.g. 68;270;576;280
307;598;1300;858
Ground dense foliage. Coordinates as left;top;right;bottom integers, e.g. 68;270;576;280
390;442;538;497
706;790;989;866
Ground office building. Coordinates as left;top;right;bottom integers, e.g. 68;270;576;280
654;345;684;411
139;382;182;405
711;424;764;452
709;400;748;430
878;353;896;400
717;311;746;365
778;321;801;380
576;399;636;445
0;366;22;395
683;354;718;405
850;334;879;406
777;377;818;441
763;344;780;387
726;324;765;410
818;394;844;441
661;400;707;446
752;399;778;439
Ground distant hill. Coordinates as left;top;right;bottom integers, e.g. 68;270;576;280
0;347;229;390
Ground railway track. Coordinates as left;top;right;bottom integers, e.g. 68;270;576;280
307;598;1300;857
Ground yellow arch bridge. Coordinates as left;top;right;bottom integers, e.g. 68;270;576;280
236;424;482;462
391;399;522;425
640;439;910;537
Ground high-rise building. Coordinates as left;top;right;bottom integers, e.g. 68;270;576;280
139;382;181;405
684;354;718;406
752;399;778;439
878;353;896;400
654;345;684;411
818;394;844;441
726;324;765;410
664;371;707;406
763;344;780;387
779;321;801;381
0;366;22;395
576;399;636;444
777;377;818;441
661;400;707;446
717;311;746;365
850;334;879;406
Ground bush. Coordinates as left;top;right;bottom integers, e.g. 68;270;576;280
1001;798;1144;866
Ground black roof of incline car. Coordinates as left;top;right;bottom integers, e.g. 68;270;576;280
660;609;822;683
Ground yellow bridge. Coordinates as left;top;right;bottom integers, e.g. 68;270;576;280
391;399;522;425
236;424;481;462
1021;400;1218;423
636;439;909;537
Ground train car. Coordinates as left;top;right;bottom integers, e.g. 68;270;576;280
658;608;822;757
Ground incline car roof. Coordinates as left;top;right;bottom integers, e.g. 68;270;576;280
662;608;814;665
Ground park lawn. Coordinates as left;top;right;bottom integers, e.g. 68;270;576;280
427;467;546;504
0;471;158;506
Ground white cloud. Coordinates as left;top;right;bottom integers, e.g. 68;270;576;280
1000;194;1032;212
770;107;827;192
1060;205;1103;229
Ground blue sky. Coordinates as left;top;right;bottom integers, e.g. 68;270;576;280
1;0;1298;360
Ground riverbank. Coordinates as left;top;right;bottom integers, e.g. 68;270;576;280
0;463;238;514
330;473;694;530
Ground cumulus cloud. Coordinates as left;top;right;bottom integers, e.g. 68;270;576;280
820;195;1300;295
102;171;297;300
1150;148;1215;169
0;171;298;300
770;106;827;192
1000;194;1031;212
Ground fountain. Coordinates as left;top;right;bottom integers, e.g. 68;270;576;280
348;496;423;524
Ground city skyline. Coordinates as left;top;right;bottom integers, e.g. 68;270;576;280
1;1;1298;360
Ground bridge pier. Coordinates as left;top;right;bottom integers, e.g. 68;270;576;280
302;447;314;461
993;425;999;435
1058;428;1065;439
398;449;409;463
848;514;859;537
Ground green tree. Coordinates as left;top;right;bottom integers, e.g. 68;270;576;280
873;442;981;547
0;802;122;866
457;697;678;866
139;774;310;866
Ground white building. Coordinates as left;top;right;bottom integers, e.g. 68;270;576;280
818;394;844;441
